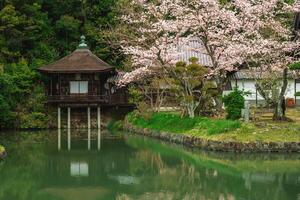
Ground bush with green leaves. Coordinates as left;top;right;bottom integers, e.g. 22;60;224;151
0;145;5;155
136;101;153;120
295;91;300;97
20;112;48;129
223;88;245;120
170;57;210;118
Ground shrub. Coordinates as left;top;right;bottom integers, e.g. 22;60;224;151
0;145;5;154
107;120;123;132
289;61;300;70
295;91;300;97
20;112;48;129
223;88;245;120
137;101;153;120
0;95;13;128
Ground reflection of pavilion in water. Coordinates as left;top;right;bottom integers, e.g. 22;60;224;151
41;133;300;200
55;129;135;181
57;128;101;151
41;132;139;200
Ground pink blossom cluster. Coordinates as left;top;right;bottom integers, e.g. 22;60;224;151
119;0;300;85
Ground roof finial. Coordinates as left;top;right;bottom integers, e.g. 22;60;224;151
78;35;88;49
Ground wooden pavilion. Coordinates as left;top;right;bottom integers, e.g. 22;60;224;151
38;36;129;149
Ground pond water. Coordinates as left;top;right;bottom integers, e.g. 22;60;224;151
0;130;299;200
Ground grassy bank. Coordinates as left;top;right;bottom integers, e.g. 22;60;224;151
126;112;241;135
126;112;300;142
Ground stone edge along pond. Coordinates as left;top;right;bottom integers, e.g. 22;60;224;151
124;123;300;153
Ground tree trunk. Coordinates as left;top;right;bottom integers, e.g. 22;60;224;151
273;100;284;120
214;81;224;113
273;68;288;121
187;104;195;118
214;93;223;112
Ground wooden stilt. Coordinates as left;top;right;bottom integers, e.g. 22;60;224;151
58;107;61;129
58;107;61;150
97;107;101;150
68;107;71;150
58;128;61;150
88;107;91;150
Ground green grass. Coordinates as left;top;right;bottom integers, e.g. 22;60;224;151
209;122;300;142
127;112;241;135
126;111;300;142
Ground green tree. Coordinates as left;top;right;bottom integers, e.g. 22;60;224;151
223;88;245;120
170;58;210;118
0;0;125;128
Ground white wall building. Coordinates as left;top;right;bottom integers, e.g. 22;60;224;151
179;39;300;106
223;70;300;106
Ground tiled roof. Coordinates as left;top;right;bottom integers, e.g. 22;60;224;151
231;70;300;80
176;38;212;66
38;49;114;73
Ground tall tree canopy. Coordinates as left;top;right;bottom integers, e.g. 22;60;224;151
0;0;123;128
119;0;299;117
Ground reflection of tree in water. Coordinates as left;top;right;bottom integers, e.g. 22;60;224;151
123;136;300;200
126;150;236;200
179;160;199;185
129;150;165;175
0;132;51;200
1;132;300;200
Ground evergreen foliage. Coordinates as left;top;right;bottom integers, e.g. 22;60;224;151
223;88;245;120
0;0;123;128
289;61;300;70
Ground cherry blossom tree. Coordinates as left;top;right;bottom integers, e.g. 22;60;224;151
118;0;186;84
119;0;299;119
119;0;243;112
232;0;300;120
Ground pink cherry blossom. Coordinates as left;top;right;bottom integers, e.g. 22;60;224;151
119;0;300;86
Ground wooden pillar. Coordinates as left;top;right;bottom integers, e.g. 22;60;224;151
58;128;61;151
88;107;91;129
50;76;53;96
87;107;91;150
58;74;61;95
58;107;61;129
68;107;71;150
58;107;61;150
97;107;101;150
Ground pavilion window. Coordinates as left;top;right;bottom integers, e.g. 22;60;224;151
70;81;88;94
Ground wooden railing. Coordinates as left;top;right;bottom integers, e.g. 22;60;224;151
47;95;108;103
46;92;132;106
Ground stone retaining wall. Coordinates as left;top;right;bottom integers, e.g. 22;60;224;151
124;123;300;153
